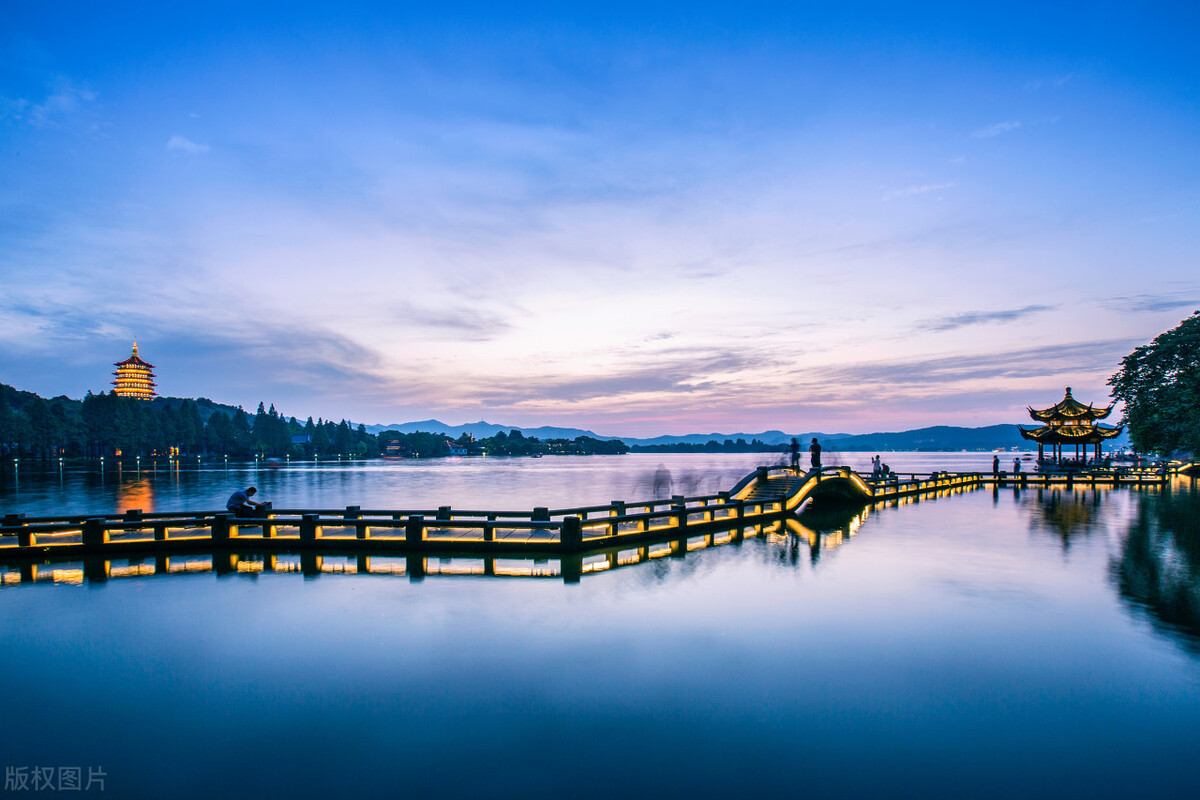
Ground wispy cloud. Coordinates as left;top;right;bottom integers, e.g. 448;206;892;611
1102;293;1200;314
455;346;778;407
4;81;98;128
971;120;1021;138
915;304;1055;333
881;181;957;201
166;135;210;155
389;302;514;342
809;339;1136;389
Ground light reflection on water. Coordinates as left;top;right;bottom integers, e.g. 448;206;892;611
0;460;1198;799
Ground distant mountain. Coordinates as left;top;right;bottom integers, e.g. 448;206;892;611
627;430;852;447
361;419;1119;451
826;424;1130;452
366;419;618;441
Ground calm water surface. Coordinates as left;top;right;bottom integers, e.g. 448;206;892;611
2;455;1198;799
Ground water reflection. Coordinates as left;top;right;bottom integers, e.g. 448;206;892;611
1029;487;1102;548
1111;477;1200;653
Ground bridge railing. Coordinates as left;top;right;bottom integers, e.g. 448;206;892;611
0;490;789;555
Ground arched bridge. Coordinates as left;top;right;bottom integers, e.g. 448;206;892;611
730;465;973;511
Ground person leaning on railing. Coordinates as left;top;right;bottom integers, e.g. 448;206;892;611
226;486;267;518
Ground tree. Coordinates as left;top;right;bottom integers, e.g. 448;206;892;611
1109;311;1200;456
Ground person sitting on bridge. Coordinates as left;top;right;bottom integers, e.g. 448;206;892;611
789;438;801;472
226;486;266;518
809;438;822;471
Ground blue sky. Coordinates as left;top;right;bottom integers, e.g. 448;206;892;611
2;2;1198;434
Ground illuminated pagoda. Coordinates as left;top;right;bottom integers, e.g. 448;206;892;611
112;341;157;400
1018;387;1122;464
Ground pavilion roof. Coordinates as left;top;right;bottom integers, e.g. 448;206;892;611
1027;387;1113;423
1017;423;1123;444
114;355;155;369
113;342;155;370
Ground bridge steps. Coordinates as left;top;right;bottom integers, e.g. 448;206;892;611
743;475;803;501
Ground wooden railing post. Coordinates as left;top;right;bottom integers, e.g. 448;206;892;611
405;515;425;544
437;506;452;521
484;513;497;542
212;513;231;542
346;505;367;539
7;512;32;547
83;517;108;546
261;505;276;538
561;516;583;551
299;514;321;541
672;499;688;531
609;501;625;537
532;507;550;522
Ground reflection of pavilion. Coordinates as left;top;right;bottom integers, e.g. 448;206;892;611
1018;387;1122;466
1031;488;1099;548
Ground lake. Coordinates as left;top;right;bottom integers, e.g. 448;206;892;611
2;454;1198;798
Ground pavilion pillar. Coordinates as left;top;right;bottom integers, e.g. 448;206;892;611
1038;443;1043;460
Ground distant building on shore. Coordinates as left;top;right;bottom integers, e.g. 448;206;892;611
112;341;157;399
1017;387;1122;463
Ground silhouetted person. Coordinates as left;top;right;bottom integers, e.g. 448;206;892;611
652;465;673;498
993;455;1000;475
872;455;882;478
789;438;801;471
810;438;822;471
1012;458;1021;475
226;486;265;518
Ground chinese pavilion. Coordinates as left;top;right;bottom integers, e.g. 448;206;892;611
112;342;157;400
1017;387;1122;463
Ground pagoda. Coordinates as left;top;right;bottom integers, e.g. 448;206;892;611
112;341;157;400
1018;387;1122;464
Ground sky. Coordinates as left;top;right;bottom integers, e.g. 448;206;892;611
2;2;1198;436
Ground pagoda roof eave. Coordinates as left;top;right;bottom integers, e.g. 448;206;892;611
114;356;156;368
1017;424;1124;444
1027;388;1114;422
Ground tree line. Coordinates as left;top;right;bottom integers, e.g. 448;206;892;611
1109;310;1200;457
377;429;629;457
0;385;373;460
0;383;631;460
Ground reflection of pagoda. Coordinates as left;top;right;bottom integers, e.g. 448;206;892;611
112;341;157;400
1018;387;1122;464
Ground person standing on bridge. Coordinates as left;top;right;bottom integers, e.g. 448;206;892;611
809;438;822;471
789;438;801;472
1012;457;1021;475
993;455;1000;475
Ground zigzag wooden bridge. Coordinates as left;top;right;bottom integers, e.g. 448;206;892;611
1;462;1195;584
